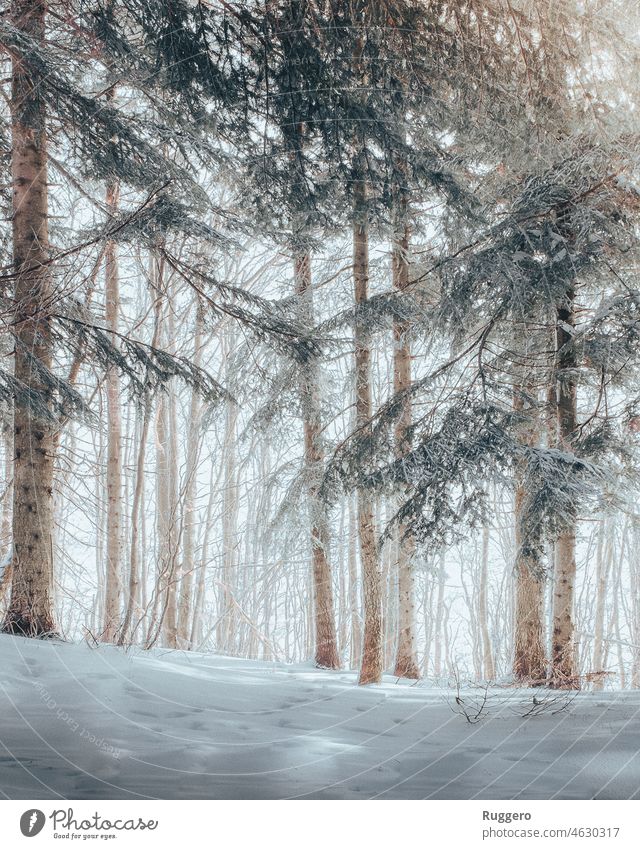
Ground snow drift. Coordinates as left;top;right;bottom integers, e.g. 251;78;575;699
1;635;639;799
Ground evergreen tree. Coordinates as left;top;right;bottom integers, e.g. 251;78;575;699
0;0;314;637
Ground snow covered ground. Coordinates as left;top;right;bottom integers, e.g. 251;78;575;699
1;634;639;800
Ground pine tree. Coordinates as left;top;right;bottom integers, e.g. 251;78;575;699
0;0;314;640
3;0;58;636
242;0;342;669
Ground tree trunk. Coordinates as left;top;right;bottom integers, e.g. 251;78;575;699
337;500;348;657
353;178;383;685
479;526;495;680
152;384;179;648
163;304;180;648
118;398;150;645
119;264;160;645
177;299;204;649
218;331;239;654
512;384;546;683
433;551;446;678
383;500;397;670
294;251;340;669
630;524;640;688
147;272;179;650
550;285;579;689
1;318;13;593
0;421;13;609
347;494;362;669
101;157;122;643
2;0;58;637
610;554;625;688
391;218;420;679
592;519;612;690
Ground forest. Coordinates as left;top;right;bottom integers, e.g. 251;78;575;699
1;0;640;718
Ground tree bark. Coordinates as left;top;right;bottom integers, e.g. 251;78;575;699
353;178;383;685
0;421;13;609
433;551;446;678
2;0;58;637
294;251;340;669
391;218;420;679
337;500;348;657
630;524;640;689
218;330;239;654
479;526;495;680
512;384;546;684
592;518;612;691
156;381;180;649
118;398;150;645
146;271;179;650
162;303;180;648
153;384;179;648
178;298;204;649
609;553;625;688
177;299;204;649
550;285;579;689
190;459;217;650
101;154;122;643
119;264;161;645
347;494;362;669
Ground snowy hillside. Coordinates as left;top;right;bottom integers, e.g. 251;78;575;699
1;635;639;800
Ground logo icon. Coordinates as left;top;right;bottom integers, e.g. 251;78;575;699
20;810;45;837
